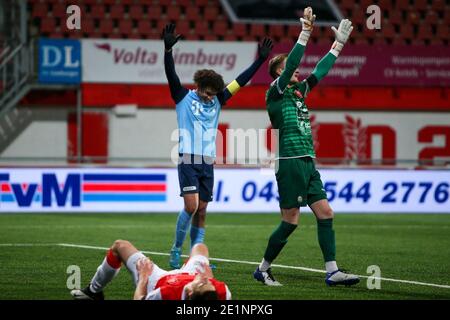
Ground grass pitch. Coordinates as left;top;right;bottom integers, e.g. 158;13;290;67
0;213;449;300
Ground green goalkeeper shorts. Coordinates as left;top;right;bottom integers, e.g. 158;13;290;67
275;156;327;209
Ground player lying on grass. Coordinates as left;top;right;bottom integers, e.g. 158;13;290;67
253;7;360;287
163;23;273;269
71;240;231;300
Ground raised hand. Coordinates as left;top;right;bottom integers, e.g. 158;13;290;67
258;37;273;60
331;19;353;44
162;23;181;51
300;6;316;32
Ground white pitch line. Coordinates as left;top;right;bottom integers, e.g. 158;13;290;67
56;243;450;290
1;243;449;289
0;243;56;247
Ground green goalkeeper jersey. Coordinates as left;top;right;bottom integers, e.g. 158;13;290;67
265;42;337;158
266;81;315;158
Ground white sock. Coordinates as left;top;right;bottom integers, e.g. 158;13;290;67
259;258;271;272
325;261;338;273
89;258;121;293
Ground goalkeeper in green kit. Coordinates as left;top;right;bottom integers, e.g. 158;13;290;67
253;7;360;287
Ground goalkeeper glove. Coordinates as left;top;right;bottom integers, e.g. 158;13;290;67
162;23;181;52
330;19;353;57
298;6;316;46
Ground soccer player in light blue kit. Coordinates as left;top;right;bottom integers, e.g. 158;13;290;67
162;23;273;269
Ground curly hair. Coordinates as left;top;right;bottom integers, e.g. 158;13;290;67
268;53;288;79
193;69;225;94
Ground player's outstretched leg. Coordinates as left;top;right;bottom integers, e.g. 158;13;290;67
311;200;360;287
254;210;298;286
170;199;196;269
71;239;138;300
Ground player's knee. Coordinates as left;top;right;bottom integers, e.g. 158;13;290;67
185;203;198;215
196;207;206;219
323;208;334;219
191;243;208;257
112;239;130;252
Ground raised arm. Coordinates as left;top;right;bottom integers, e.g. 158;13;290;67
303;19;353;93
162;23;189;104
218;38;273;104
276;7;316;93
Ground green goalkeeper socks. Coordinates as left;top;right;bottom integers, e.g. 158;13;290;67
263;221;297;263
317;218;336;262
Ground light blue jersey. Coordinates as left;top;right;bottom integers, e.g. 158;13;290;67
176;90;222;158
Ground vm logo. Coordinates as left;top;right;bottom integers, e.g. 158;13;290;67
66;5;81;30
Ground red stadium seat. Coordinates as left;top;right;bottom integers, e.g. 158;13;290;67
351;10;365;25
287;25;300;38
32;3;48;18
280;36;294;45
177;0;192;9
391;36;406;45
388;11;403;26
157;0;172;6
436;23;449;41
185;7;200;21
157;19;171;33
148;6;162;21
353;36;368;45
90;5;106;20
339;0;355;11
417;25;432;40
241;34;257;42
78;0;97;5
223;34;238;41
232;23;248;38
118;19;134;36
249;24;266;37
213;20;228;37
176;20;191;36
166;7;181;21
268;25;285;39
137;20;152;37
109;4;124;20
184;33;199;40
194;20;209;36
414;0;428;11
424;11;439;26
359;0;374;10
40;17;56;34
99;19;114;35
382;24;396;39
373;34;386;45
395;0;410;10
431;0;446;11
194;0;209;8
81;18;96;35
362;27;376;40
204;6;219;22
405;11;420;26
430;38;444;45
52;3;67;18
129;5;144;20
377;0;392;10
322;26;335;42
400;24;414;40
203;34;218;41
444;9;450;25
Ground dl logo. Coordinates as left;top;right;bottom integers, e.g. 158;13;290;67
38;39;81;84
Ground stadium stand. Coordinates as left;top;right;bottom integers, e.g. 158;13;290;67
28;0;449;45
